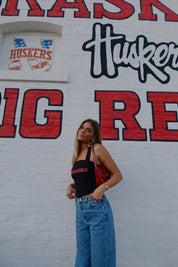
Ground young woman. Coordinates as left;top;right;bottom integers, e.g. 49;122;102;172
66;119;122;267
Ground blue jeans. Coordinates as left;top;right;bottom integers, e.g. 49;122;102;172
75;195;116;267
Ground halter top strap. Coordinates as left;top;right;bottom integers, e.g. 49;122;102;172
85;147;91;161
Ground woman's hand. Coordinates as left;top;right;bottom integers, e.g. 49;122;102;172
66;184;76;199
91;185;105;202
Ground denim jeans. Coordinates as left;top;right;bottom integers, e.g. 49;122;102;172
75;195;116;267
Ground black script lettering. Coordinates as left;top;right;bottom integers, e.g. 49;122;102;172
83;23;178;83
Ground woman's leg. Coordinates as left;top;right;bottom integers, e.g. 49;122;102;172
88;196;116;267
75;199;91;267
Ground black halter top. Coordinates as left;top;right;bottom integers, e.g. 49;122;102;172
71;147;97;198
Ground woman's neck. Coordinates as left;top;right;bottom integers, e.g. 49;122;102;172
80;142;89;151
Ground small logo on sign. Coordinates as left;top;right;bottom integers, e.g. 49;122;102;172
8;38;54;72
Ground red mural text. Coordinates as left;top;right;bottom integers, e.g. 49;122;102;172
1;0;178;21
1;89;178;141
0;89;19;137
147;92;178;141
0;89;63;139
95;91;178;141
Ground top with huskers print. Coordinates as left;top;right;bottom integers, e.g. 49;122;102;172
71;147;97;198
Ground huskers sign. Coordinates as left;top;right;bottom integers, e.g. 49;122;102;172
83;23;178;84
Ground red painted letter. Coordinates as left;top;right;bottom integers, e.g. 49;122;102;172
94;0;134;19
20;89;63;139
2;0;44;16
47;0;90;18
139;0;178;21
0;89;19;138
147;92;178;141
95;91;146;140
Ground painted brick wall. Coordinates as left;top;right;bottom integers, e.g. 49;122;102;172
0;1;178;266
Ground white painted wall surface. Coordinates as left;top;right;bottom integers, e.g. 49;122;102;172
0;1;178;266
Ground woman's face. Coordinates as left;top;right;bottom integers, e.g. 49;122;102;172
77;122;96;144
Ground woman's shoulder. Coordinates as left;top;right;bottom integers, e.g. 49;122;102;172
94;143;107;154
93;144;112;164
93;143;102;149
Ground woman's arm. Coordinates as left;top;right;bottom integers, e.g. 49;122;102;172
66;183;76;199
91;144;123;202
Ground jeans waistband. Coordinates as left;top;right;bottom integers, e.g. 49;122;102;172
75;194;106;203
75;195;92;203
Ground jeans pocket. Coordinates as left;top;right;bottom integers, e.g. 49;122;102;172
88;198;104;210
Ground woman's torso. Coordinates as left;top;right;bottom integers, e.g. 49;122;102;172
71;147;97;198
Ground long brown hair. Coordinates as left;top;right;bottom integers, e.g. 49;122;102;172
72;119;102;165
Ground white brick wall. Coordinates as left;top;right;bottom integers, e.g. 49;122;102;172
0;1;178;266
